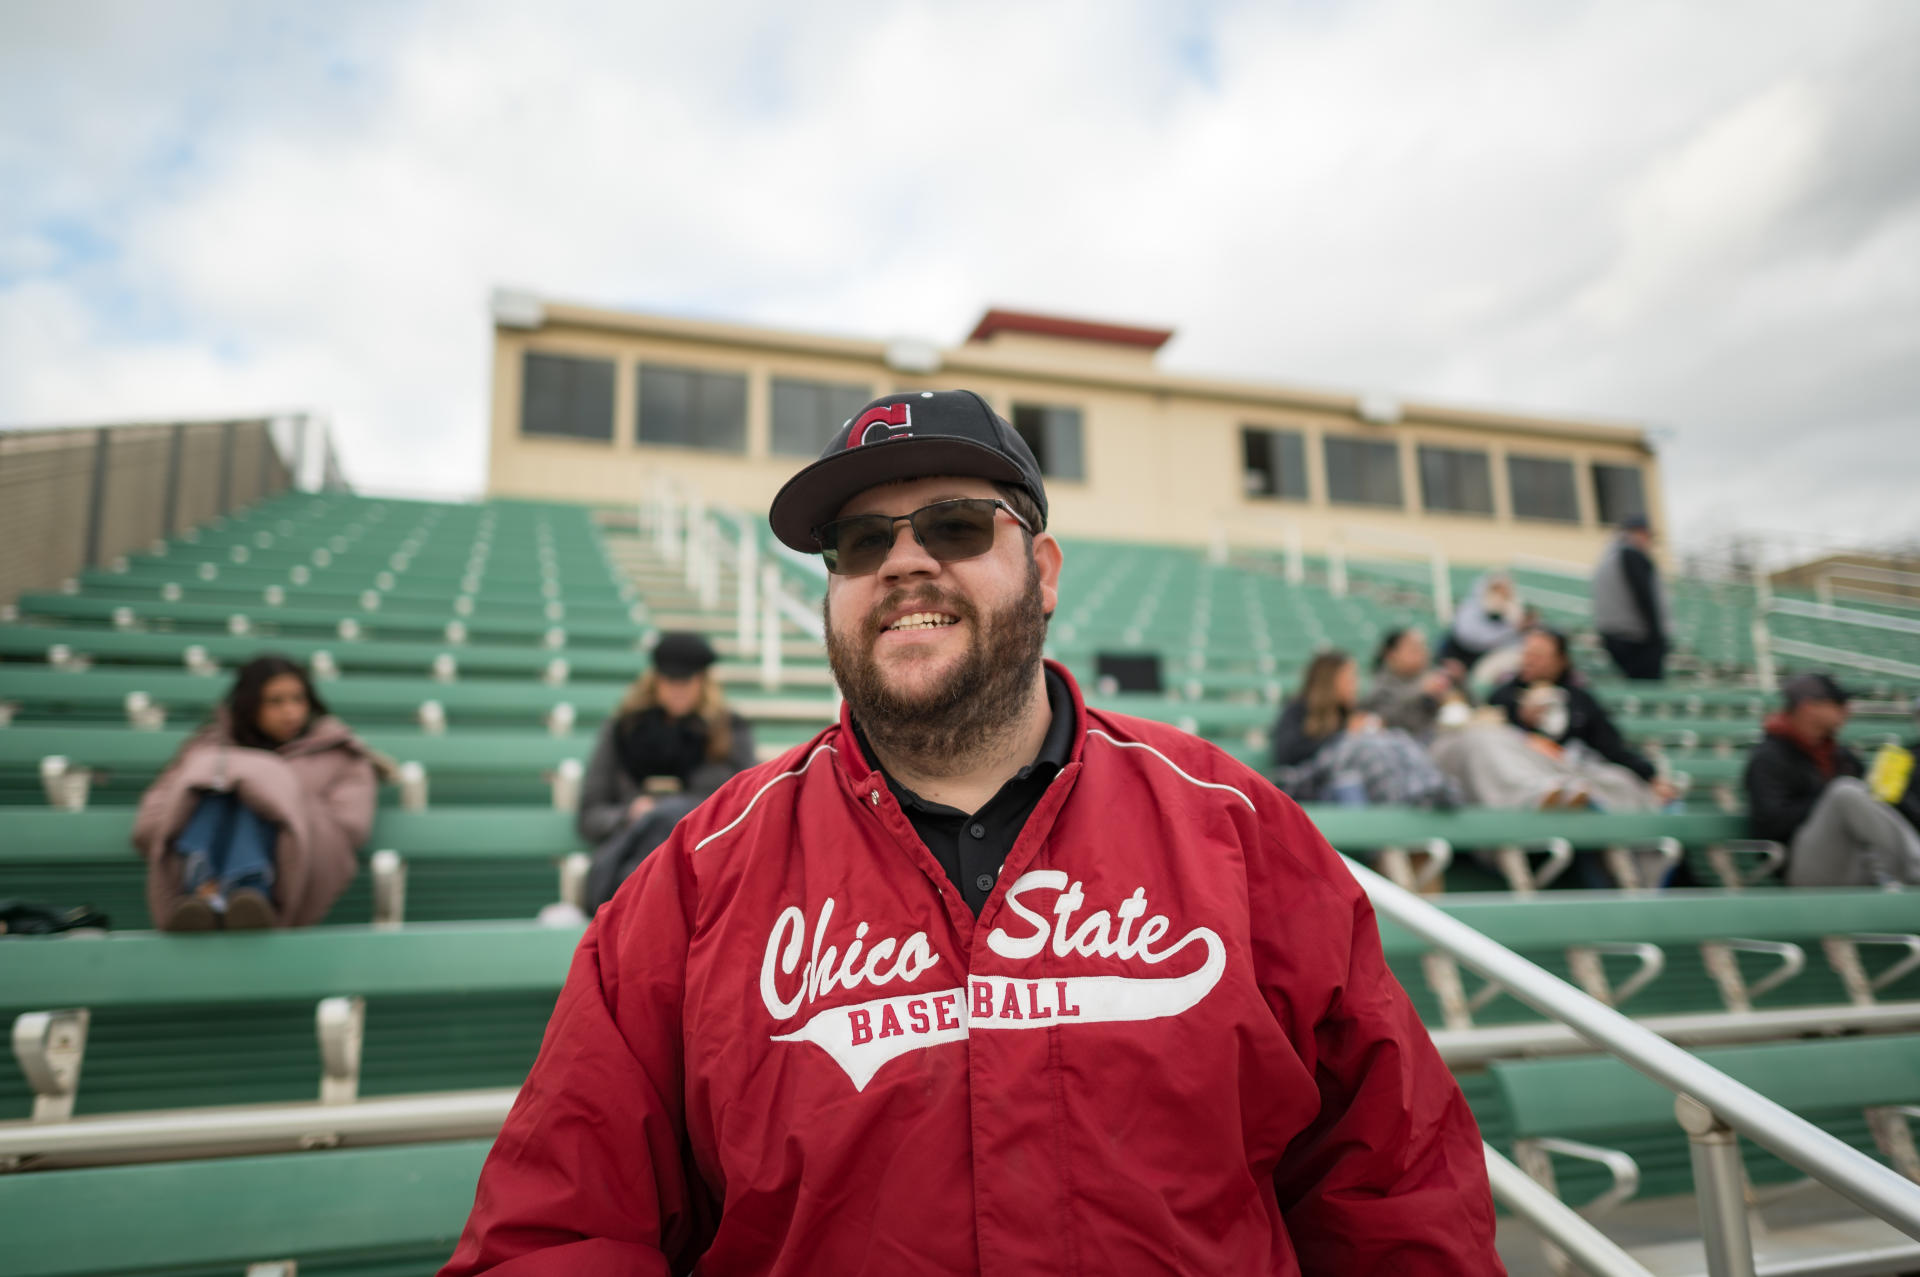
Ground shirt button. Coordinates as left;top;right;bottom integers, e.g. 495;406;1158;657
969;823;986;839
974;873;996;893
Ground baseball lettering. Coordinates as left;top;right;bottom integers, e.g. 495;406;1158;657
759;897;942;1022
767;873;1226;1091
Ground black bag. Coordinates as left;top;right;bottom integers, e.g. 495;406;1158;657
0;901;111;936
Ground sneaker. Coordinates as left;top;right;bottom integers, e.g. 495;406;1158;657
224;887;275;930
164;893;218;932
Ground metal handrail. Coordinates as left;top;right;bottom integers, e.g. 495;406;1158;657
1345;857;1920;1262
1770;595;1920;637
1770;637;1920;683
1483;1142;1654;1276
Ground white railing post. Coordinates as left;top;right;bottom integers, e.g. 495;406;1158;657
1329;537;1348;598
760;563;783;691
1430;547;1454;624
1208;523;1229;566
660;481;683;565
1285;523;1304;586
684;492;707;593
1751;558;1777;693
737;523;759;655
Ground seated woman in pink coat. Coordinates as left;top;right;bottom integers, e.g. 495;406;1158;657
132;654;380;931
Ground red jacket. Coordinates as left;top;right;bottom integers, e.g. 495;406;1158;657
442;664;1499;1275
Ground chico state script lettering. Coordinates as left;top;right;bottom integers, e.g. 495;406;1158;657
764;871;1227;1091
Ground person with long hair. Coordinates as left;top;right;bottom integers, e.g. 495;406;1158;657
131;654;380;930
1269;649;1459;807
577;631;757;912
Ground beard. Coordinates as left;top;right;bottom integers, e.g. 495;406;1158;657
825;555;1048;776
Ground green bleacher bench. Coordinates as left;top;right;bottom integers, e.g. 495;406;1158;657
0;623;829;680
0;664;839;730
0;722;823;809
1;1139;486;1277
1374;891;1920;1033
1306;806;1771;892
0;923;581;1123
3;807;593;925
14;592;658;650
1491;1035;1920;1273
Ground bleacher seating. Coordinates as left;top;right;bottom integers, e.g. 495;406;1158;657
4;487;1918;1274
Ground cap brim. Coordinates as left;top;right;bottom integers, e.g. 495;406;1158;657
768;437;1028;551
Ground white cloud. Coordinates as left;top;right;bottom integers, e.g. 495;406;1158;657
1;0;1916;552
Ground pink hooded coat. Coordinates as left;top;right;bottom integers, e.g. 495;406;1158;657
131;713;381;928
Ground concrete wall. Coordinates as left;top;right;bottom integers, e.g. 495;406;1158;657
0;420;293;606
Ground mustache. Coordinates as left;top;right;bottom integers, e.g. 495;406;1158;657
864;587;977;636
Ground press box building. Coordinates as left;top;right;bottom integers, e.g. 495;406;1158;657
484;291;1663;567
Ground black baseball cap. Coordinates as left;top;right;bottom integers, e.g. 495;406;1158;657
650;631;717;679
768;389;1048;552
1781;672;1850;707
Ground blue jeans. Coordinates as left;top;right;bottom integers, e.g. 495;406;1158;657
176;791;278;896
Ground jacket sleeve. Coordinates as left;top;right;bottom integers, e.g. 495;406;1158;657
575;723;630;847
311;753;378;852
1363;679;1436;737
1621;548;1666;646
131;737;209;858
1574;693;1656;781
439;837;715;1276
1259;804;1502;1272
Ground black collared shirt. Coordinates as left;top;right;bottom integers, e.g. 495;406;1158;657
854;666;1076;915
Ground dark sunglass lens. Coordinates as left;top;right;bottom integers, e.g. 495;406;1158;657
825;517;898;575
912;502;997;561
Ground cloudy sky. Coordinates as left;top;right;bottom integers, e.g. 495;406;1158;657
3;0;1916;558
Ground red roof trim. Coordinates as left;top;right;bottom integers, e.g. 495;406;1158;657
965;308;1174;351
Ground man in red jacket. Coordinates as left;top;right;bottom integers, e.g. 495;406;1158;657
442;390;1502;1275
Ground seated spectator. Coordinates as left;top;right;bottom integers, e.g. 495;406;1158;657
578;632;757;913
1745;674;1920;886
1438;572;1524;675
1362;627;1464;740
1269;650;1458;808
1434;627;1676;812
132;654;379;931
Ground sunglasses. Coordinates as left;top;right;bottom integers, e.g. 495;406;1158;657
812;498;1033;576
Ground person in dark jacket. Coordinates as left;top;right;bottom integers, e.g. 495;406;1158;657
577;631;757;912
1744;673;1920;886
1488;627;1678;810
1591;515;1669;681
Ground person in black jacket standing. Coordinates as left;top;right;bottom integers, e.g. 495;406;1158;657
1744;673;1920;886
1591;515;1669;681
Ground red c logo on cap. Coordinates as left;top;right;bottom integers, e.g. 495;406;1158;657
847;402;912;449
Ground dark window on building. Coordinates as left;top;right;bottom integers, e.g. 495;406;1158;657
1242;427;1308;500
1592;463;1646;526
1011;403;1085;480
521;352;615;441
1324;435;1404;508
637;364;747;452
771;377;873;456
1417;444;1494;515
1508;454;1580;522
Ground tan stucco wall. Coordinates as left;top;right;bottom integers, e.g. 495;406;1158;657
485;309;1664;570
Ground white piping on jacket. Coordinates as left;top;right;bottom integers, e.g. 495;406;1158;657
694;744;839;852
1085;729;1257;813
